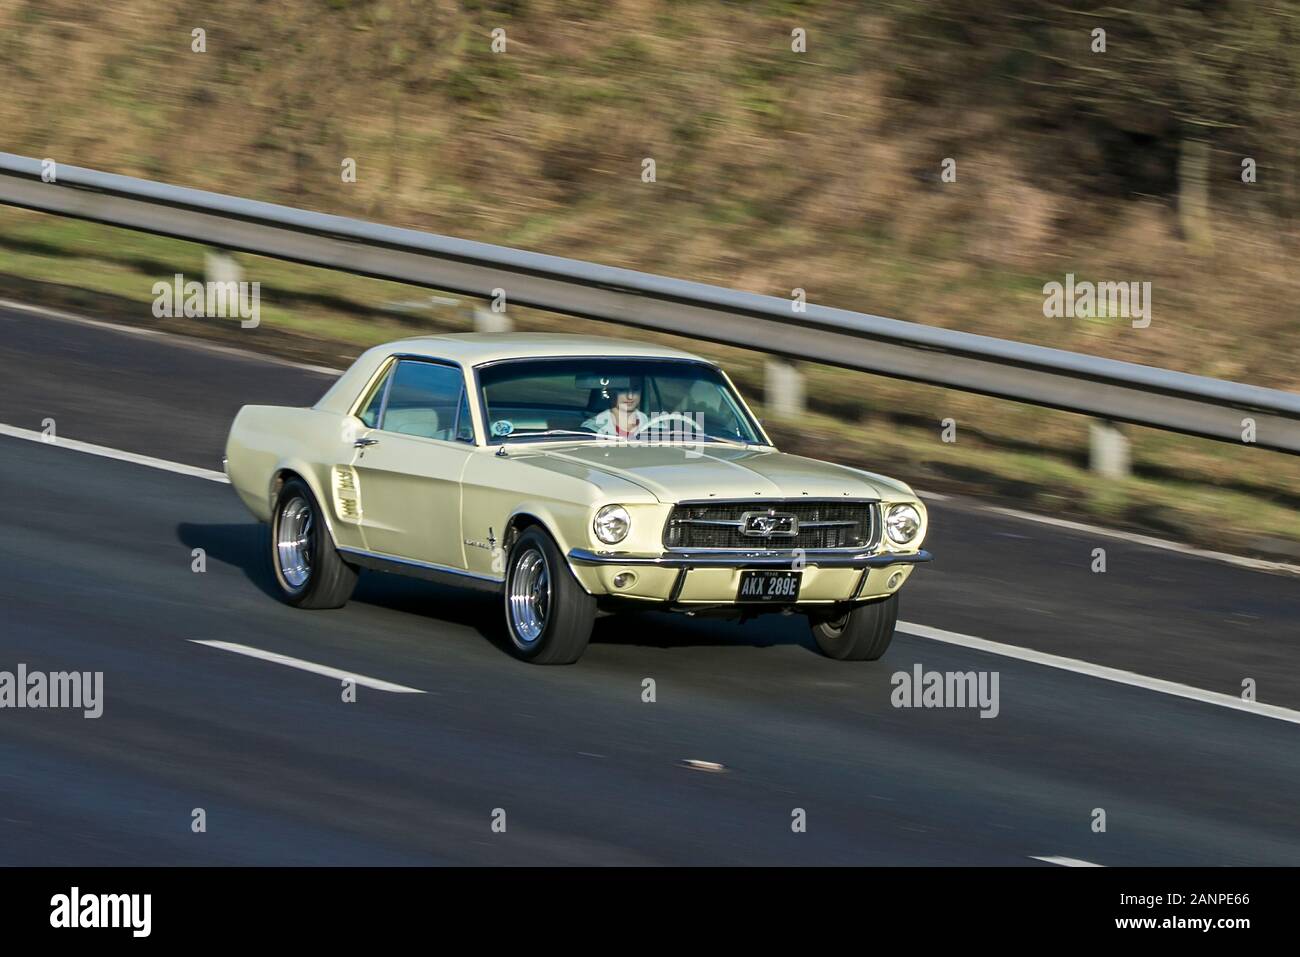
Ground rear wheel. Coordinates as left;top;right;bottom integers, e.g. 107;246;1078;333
810;594;898;661
270;478;358;609
504;527;595;664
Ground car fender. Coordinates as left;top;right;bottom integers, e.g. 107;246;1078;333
267;456;348;547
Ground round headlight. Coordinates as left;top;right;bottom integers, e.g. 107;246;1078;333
594;505;631;545
885;504;921;545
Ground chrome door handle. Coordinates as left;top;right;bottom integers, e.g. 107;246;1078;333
354;437;380;448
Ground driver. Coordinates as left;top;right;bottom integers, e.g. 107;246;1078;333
583;375;650;438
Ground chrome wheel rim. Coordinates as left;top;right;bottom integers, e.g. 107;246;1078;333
276;495;314;590
508;547;551;645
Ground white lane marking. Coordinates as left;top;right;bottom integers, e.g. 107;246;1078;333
189;640;426;694
959;499;1299;577
0;298;344;376
1031;855;1103;867
0;423;228;483
898;621;1300;726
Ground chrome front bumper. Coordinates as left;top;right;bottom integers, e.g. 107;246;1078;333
567;547;933;569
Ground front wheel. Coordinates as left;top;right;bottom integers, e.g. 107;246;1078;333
810;594;899;661
503;527;595;664
270;478;358;609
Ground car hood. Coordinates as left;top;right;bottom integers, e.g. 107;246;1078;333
513;442;914;502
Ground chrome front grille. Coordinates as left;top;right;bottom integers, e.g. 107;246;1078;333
663;500;877;550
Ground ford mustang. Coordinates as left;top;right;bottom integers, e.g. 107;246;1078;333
224;334;932;663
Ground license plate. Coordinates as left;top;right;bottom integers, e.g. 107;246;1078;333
736;569;802;602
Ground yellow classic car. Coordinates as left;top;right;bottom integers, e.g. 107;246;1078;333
224;334;932;664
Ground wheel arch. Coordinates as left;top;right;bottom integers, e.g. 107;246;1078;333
502;509;552;553
501;508;596;596
269;462;344;550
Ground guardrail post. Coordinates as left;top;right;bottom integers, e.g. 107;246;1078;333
204;247;242;287
474;305;512;333
764;359;805;419
1089;419;1131;479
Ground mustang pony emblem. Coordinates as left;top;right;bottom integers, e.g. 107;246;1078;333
740;510;798;537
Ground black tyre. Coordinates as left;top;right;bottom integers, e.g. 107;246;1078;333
270;477;358;609
810;593;899;661
503;527;596;664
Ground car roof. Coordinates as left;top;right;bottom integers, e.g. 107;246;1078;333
383;332;708;366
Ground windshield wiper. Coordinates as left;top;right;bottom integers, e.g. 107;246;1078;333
505;429;759;447
505;429;600;441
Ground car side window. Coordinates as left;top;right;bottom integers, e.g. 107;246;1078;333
357;365;393;429
379;360;464;441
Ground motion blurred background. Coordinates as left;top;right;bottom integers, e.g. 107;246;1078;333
0;0;1296;555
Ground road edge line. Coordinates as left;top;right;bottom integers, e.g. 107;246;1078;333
0;422;228;483
898;620;1300;726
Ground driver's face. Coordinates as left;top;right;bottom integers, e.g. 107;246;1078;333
615;388;641;413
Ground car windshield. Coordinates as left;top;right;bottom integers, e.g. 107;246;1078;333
477;357;766;445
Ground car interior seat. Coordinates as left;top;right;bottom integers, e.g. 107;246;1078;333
383;405;443;440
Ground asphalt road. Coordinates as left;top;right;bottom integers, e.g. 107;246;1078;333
1;303;1298;864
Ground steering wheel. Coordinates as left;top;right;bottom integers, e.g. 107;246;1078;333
632;412;702;438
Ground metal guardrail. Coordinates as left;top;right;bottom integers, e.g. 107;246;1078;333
1;151;1297;454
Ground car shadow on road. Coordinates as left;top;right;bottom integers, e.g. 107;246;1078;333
349;573;502;643
175;522;815;656
176;521;505;647
590;608;816;653
177;521;281;600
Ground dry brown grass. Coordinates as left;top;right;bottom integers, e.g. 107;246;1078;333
0;1;1295;382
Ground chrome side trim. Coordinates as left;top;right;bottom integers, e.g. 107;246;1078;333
567;548;933;569
376;361;395;427
338;547;503;592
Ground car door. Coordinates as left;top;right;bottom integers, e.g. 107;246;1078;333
352;357;476;568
